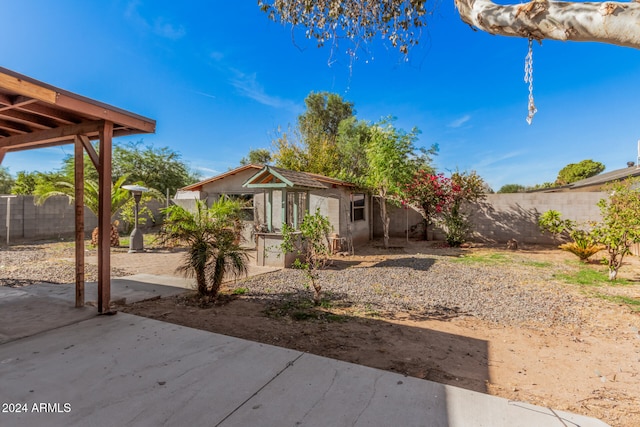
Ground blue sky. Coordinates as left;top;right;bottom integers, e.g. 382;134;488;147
2;1;640;191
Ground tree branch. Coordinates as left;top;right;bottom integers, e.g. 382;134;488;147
455;0;640;48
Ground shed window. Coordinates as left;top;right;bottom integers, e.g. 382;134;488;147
350;193;365;222
286;191;308;229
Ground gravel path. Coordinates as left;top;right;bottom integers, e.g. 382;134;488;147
238;254;584;326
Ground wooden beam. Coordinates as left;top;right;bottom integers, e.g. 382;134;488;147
78;134;99;170
0;149;6;165
97;121;113;314
16;100;76;124
0;120;105;150
55;92;155;134
74;136;85;308
0;119;30;135
0;95;38;112
0;71;57;104
0;108;58;129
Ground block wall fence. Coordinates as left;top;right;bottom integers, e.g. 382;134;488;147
0;195;163;244
1;193;606;246
373;192;606;245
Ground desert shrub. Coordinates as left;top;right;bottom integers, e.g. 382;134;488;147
281;209;332;305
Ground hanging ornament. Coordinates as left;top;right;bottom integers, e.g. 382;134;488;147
524;37;537;125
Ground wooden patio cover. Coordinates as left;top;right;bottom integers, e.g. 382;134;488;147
0;67;156;313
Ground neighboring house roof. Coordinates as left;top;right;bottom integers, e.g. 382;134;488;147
181;164;263;191
182;164;357;192
568;165;640;190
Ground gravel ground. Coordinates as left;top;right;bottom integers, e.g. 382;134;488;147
238;253;584;326
0;241;586;326
0;244;131;286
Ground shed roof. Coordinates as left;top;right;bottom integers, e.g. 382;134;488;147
183;164;357;192
244;166;328;189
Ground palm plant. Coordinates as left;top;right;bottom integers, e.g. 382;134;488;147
159;198;248;300
35;175;132;246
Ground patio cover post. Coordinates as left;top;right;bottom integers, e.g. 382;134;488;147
74;136;85;308
97;122;113;314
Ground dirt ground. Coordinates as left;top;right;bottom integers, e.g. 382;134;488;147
5;240;639;426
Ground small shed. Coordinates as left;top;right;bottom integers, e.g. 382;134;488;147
177;165;372;266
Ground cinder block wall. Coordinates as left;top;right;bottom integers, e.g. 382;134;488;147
372;192;606;245
0;195;163;243
469;193;604;244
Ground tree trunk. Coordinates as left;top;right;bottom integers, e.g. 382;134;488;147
455;0;640;48
196;269;208;296
379;196;390;249
422;204;429;241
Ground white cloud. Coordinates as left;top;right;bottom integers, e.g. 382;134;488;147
210;51;224;61
448;114;471;128
194;166;220;175
229;69;300;111
124;1;185;40
192;90;217;100
153;18;185;40
473;150;524;169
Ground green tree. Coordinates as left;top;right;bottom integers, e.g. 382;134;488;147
335;117;371;182
0;167;14;194
591;179;640;280
159;198;248;300
60;140;199;195
273;91;355;177
240;148;272;165
272;126;309;171
281;209;333;305
364;117;424;249
11;171;45;195
299;92;354;138
556;159;605;185
497;184;526;194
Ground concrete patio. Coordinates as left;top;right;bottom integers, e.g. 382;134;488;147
0;277;610;427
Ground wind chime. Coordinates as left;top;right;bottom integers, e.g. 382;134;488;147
524;37;537;125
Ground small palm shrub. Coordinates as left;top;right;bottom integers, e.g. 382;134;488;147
559;230;604;262
558;242;604;262
159;198;248;301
